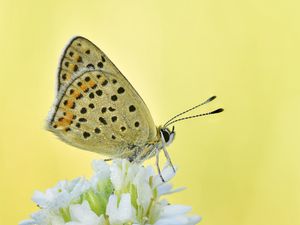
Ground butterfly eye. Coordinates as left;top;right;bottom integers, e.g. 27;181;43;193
161;129;170;143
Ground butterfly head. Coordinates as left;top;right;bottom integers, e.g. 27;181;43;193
160;126;176;146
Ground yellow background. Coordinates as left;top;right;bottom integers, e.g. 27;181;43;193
1;0;299;224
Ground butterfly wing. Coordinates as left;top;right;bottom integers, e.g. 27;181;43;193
47;68;157;157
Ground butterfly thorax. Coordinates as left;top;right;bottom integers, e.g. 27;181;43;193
129;126;175;162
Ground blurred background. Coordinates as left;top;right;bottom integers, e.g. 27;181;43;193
1;0;299;224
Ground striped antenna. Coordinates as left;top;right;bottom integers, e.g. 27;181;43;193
163;96;222;127
164;108;223;127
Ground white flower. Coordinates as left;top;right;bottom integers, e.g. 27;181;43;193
20;159;201;225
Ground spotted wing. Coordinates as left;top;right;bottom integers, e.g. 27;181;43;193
56;36;120;92
47;69;157;158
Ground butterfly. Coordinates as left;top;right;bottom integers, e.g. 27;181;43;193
47;36;223;181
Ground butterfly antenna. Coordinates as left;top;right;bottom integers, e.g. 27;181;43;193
163;96;217;127
165;108;224;127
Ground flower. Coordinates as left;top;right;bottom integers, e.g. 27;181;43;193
20;159;201;225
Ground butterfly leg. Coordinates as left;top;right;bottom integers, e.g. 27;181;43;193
160;131;176;173
104;158;113;161
156;148;165;182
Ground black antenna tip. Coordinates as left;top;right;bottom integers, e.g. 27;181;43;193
206;95;217;103
210;95;217;100
211;108;224;114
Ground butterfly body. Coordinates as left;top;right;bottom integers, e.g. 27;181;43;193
47;36;174;162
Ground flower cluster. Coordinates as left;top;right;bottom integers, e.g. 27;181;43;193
20;159;201;225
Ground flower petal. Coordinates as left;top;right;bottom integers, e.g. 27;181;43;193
161;205;192;218
106;193;133;224
19;220;37;225
92;160;110;180
133;167;153;210
117;193;133;222
154;165;177;186
186;215;201;224
69;201;101;225
154;216;188;225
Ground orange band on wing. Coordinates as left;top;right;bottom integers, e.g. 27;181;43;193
88;80;97;89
